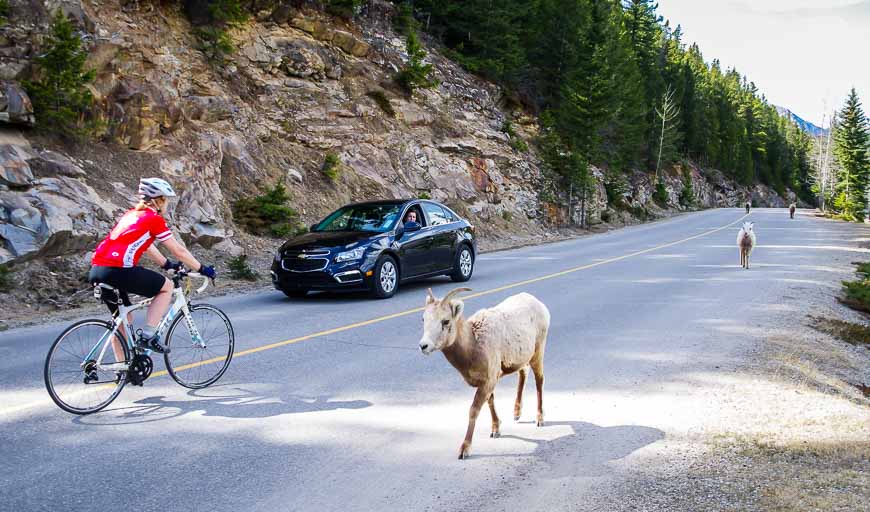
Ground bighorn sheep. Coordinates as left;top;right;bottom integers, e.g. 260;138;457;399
745;201;751;214
419;288;550;459
737;221;756;269
789;203;796;219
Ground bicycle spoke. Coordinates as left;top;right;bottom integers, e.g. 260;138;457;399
165;305;233;389
45;321;126;414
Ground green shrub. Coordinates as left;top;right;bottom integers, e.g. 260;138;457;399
0;264;10;292
393;1;417;35
418;191;431;199
233;183;305;238
186;0;249;60
23;11;95;138
228;254;258;281
0;0;10;25
501;210;513;221
510;136;528;153
325;0;362;18
604;174;629;209
366;90;396;117
322;152;342;182
652;181;669;207
629;205;648;220
396;30;439;93
679;172;695;207
194;26;235;60
840;262;870;313
501;120;528;152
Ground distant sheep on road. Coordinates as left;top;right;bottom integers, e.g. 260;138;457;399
418;288;550;459
737;221;756;269
789;203;796;219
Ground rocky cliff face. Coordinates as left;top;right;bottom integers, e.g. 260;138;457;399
0;0;797;312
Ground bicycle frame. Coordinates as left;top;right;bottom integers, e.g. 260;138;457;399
82;279;206;372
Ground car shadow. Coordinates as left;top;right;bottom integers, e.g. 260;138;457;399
274;276;456;303
72;385;373;426
472;420;664;477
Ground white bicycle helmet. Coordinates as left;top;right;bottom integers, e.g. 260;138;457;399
138;177;177;199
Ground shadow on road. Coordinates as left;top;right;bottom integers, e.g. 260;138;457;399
477;420;664;477
72;385;372;425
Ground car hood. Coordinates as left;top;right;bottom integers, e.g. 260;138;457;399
278;231;385;252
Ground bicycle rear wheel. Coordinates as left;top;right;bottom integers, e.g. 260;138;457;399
164;304;234;389
44;319;129;415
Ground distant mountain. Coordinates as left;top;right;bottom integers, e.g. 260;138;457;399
775;106;828;137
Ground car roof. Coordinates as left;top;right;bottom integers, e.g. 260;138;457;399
342;199;414;207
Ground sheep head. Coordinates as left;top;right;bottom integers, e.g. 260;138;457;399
742;221;754;233
419;287;472;355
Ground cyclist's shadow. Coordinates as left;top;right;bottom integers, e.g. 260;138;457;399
73;386;372;425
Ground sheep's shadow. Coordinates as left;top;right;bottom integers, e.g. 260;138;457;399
474;420;664;478
72;385;372;426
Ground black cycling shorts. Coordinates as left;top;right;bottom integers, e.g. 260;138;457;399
89;265;167;315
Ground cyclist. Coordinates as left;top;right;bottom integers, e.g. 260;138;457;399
89;177;216;354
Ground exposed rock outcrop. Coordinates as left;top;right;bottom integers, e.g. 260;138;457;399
0;0;799;277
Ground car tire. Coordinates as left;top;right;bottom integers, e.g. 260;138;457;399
281;288;309;299
371;255;399;299
450;244;474;282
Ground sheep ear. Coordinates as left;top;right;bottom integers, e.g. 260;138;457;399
426;288;435;304
451;300;464;318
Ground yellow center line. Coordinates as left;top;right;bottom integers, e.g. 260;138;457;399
2;213;748;418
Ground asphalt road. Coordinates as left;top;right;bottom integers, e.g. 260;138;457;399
1;208;865;511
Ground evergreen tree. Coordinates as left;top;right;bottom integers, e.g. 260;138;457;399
24;11;95;137
396;28;439;93
833;88;870;221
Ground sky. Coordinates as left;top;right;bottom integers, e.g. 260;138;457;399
656;0;870;127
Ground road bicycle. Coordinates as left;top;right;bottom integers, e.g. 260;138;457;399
44;267;234;414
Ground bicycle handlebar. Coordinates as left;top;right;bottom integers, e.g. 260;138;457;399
169;268;211;294
188;273;210;294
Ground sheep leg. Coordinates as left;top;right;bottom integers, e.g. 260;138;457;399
459;385;492;460
488;392;501;438
514;367;527;421
532;360;544;427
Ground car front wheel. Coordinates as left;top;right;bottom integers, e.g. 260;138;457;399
371;255;399;299
450;245;474;282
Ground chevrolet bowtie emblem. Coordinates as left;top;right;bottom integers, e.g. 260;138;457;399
298;254;310;259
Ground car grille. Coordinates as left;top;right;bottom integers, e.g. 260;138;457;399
281;249;330;272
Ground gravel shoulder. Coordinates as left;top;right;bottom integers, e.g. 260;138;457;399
460;212;870;512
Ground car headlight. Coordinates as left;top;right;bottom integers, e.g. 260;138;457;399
334;246;366;263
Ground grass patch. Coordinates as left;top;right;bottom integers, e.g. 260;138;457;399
840;261;870;313
501;210;513;222
809;315;870;348
366;90;396;117
227;254;258;281
233;183;306;238
501;120;528;153
417;191;431;199
322;152;342;182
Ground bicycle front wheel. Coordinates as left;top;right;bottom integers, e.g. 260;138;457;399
44;319;129;415
164;304;234;389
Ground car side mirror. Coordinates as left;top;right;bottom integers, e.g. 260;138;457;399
404;221;422;233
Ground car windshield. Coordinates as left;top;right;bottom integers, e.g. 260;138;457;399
313;203;403;233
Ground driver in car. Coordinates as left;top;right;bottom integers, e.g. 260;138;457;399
404;211;418;225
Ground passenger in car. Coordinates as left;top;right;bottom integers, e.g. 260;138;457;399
404;211;418;224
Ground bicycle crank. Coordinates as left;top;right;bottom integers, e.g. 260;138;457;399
127;354;153;386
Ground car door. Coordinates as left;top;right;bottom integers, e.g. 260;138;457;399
421;202;455;272
396;204;431;278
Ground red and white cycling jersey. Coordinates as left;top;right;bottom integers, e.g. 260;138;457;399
92;208;173;268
